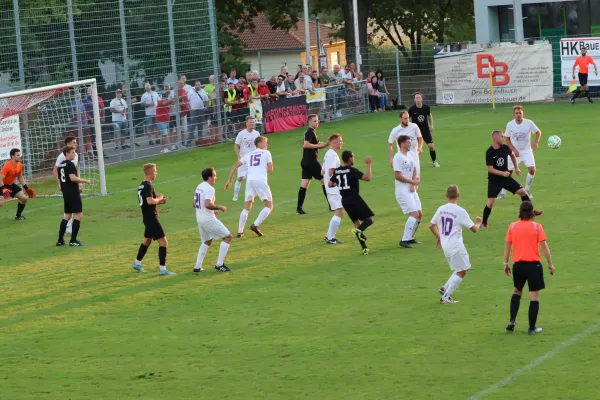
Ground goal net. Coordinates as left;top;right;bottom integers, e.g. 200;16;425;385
0;79;107;197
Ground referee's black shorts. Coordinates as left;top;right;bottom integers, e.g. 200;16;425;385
579;72;588;86
63;190;83;214
143;218;166;240
488;177;522;198
513;261;545;292
421;130;434;144
342;195;374;222
300;159;323;181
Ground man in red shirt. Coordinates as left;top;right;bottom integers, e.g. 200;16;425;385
571;47;598;104
257;78;271;101
155;90;175;154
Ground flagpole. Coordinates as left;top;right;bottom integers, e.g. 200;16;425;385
489;62;496;110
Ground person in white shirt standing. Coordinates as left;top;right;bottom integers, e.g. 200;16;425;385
323;133;345;244
53;136;80;235
498;105;542;199
388;110;423;174
394;135;422;248
140;82;159;146
232;116;260;201
429;185;482;304
187;80;209;144
109;89;129;150
225;136;274;237
193;167;232;273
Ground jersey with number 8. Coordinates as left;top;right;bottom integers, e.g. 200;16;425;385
430;203;475;256
240;149;272;182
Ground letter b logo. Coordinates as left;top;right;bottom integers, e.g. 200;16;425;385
476;54;510;86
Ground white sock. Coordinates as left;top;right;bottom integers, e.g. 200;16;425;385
67;218;73;229
195;243;210;269
443;274;463;299
411;218;421;240
217;241;230;266
234;181;242;198
134;259;142;266
525;173;534;191
326;215;342;240
253;207;271;227
159;265;166;271
443;272;456;291
238;209;249;233
402;216;418;241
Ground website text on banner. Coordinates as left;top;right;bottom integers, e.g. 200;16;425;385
434;43;553;105
0;116;22;161
560;37;600;88
263;95;308;134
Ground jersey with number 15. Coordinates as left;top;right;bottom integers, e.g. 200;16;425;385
430;203;474;256
241;149;272;182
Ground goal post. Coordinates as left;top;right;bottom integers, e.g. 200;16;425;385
0;78;107;197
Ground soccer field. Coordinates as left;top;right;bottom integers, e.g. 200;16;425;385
2;102;599;399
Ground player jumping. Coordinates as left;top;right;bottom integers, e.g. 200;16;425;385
1;148;35;220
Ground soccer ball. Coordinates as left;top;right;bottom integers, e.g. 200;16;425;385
547;135;561;149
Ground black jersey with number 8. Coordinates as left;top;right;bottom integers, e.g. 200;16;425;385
138;181;158;219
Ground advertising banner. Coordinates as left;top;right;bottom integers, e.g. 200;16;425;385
560;37;600;87
263;95;307;134
0;115;22;161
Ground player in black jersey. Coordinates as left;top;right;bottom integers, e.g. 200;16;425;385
56;146;91;246
330;150;374;255
296;114;330;214
132;163;175;275
482;130;543;227
408;92;439;167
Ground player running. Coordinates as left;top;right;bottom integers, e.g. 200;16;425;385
394;135;422;248
0;148;35;220
409;92;439;167
429;185;482;304
323;134;344;244
482;130;543;228
388;110;423;174
131;163;175;276
330;151;374;255
194;167;233;272
56;146;92;246
53;136;80;235
570;47;597;104
296;114;329;214
232;116;260;201
225;136;274;237
497;105;541;199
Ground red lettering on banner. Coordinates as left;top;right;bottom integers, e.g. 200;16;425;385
476;54;510;86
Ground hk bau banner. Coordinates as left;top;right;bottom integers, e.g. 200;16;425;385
263;95;307;134
560;37;600;87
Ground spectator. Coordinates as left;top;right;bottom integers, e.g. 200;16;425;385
204;75;217;107
164;84;178;151
176;79;189;147
227;69;238;85
328;64;344;85
252;70;260;81
188;80;209;143
248;79;260;99
296;68;313;90
294;64;302;80
349;63;358;80
318;67;330;87
281;65;288;76
110;89;129;150
368;76;382;112
69;92;89;150
328;65;346;118
284;74;299;96
233;81;250;132
342;65;354;87
257;78;270;100
245;71;253;84
82;87;106;158
180;75;192;93
311;70;320;88
296;74;312;95
156;90;175;153
375;69;390;110
275;75;288;97
141;82;159;146
266;76;277;93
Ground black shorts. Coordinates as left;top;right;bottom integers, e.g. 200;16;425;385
301;160;323;180
3;183;21;198
488;177;522;198
342;195;374;222
144;218;166;240
513;261;545;292
579;72;588;86
169;115;177;129
422;130;434;144
63;190;82;214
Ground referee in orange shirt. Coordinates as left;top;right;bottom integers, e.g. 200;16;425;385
570;47;597;104
504;201;555;335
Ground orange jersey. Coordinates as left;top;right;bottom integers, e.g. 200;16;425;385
1;161;23;185
505;220;547;262
574;55;596;74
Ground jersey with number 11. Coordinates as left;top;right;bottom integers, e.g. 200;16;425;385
241;149;272;182
430;203;475;255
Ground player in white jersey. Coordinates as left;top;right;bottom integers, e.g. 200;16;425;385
225;136;274;237
232;116;261;201
193;167;232;272
323;133;344;244
393;135;422;248
388;110;423;175
498;105;541;199
53;136;80;235
429;185;482;304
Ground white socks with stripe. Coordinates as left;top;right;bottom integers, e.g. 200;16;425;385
217;242;230;266
443;273;463;300
327;215;342;240
402;216;419;241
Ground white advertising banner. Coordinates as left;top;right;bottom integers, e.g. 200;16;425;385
560;37;600;87
434;43;553;105
0;115;22;161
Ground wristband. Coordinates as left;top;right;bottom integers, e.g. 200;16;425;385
23;184;29;190
503;262;509;266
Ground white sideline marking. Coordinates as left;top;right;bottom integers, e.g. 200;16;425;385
468;321;600;400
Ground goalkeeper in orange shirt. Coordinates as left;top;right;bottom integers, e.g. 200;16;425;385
0;148;36;220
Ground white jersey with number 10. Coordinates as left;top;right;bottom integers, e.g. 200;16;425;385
241;149;272;182
430;203;475;256
194;181;216;219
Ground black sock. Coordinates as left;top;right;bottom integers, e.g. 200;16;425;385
159;246;167;266
58;219;68;242
136;243;149;262
483;206;492;224
70;219;81;242
510;293;521;322
357;218;373;232
528;300;539;330
16;202;26;217
521;195;530;202
587;91;592;100
429;150;437;162
356;235;367;249
572;89;580;100
297;187;307;210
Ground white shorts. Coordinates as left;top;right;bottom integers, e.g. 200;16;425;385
237;164;248;179
327;192;343;210
396;189;421;214
445;249;471;272
245;180;273;202
507;150;535;170
197;217;230;243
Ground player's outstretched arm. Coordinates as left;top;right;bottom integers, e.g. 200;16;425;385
470;216;483;232
362;156;372;181
68;174;91;185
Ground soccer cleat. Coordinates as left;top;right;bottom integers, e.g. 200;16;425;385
362;247;369;255
433;161;440;168
589;97;594;104
528;327;543;335
69;241;84;246
15;215;26;220
570;98;575;104
533;210;544;217
352;228;367;242
399;241;413;248
193;267;204;273
296;209;308;215
56;240;66;246
481;223;488;228
250;224;263;237
132;264;147;273
158;269;176;276
232;196;238;201
440;297;456;304
506;321;516;332
215;264;231;272
408;239;420;244
236;232;244;238
325;237;343;244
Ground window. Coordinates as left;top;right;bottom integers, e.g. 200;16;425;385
498;6;515;42
330;52;339;70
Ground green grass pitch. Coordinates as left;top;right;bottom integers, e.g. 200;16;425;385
2;102;599;399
